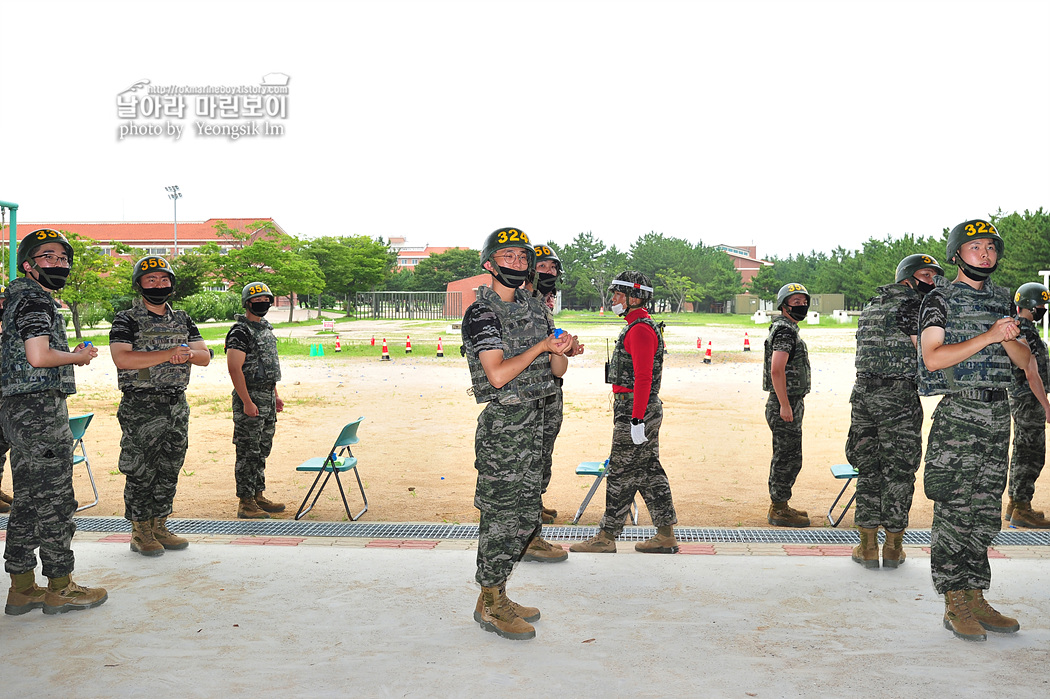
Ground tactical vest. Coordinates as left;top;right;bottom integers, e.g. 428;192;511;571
462;285;558;405
917;276;1014;396
854;284;919;379
0;277;76;397
605;314;664;399
762;315;811;396
116;299;193;393
231;314;282;387
1011;319;1050;399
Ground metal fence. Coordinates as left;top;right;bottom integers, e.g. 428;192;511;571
353;291;463;320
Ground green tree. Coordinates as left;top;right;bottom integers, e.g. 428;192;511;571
990;208;1050;294
302;236;394;315
56;231;121;339
411;248;479;291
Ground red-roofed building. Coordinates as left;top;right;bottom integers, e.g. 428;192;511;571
389;236;468;271
1;218;287;258
716;244;772;285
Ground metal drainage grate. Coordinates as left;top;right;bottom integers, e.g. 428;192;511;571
2;516;1048;546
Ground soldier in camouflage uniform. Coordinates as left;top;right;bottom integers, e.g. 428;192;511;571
1004;282;1050;528
462;227;572;640
226;282;285;520
918;219;1030;641
0;284;10;514
520;243;582;563
3;229;107;616
846;254;944;569
110;256;211;557
571;270;680;555
763;283;812;527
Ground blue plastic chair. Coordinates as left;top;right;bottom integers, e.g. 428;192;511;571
570;459;638;526
69;413;99;512
294;417;368;521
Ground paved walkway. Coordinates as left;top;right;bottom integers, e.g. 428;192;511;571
4;528;1050;697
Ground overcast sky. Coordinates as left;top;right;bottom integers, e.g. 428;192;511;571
1;0;1046;260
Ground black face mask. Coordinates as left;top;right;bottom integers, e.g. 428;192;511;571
141;287;173;306
249;301;272;317
785;304;809;322
491;264;531;289
32;264;70;291
536;272;557;296
1032;307;1047;324
912;279;936;296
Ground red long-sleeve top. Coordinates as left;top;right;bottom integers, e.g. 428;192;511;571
611;307;658;420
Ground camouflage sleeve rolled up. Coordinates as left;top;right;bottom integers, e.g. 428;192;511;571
918;291;948;333
770;326;795;354
13;296;56;341
896;296;920;337
464;304;503;358
109;312;138;345
225;323;253;354
185;317;203;343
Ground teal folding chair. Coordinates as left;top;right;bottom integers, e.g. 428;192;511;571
571;459;638;526
69;413;99;512
827;463;859;527
295;417;368;521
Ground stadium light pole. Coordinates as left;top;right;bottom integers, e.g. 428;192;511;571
165;185;182;255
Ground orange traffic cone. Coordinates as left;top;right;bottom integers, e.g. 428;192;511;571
703;341;712;364
335;335;342;352
743;332;751;352
381;338;391;361
437;337;444;357
405;335;412;354
599;306;604;316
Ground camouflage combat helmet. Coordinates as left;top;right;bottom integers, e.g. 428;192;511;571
608;270;654;302
533;244;562;274
895;254;944;283
1014;282;1050;310
946;219;1004;264
775;282;810;309
17;228;74;275
131;255;175;289
242;281;275;308
480;227;535;270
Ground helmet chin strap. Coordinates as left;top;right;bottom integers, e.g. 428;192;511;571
954;256;997;282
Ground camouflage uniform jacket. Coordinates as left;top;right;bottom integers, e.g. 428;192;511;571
854;283;920;380
113;298;196;394
917;275;1014;396
225;314;282;388
462;284;558;405
0;277;75;397
1011;318;1049;399
606;315;665;399
762;315;810;396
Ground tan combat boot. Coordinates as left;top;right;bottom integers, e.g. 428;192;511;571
882;529;906;568
255;492;286;514
851;527;880;569
966;589;1020;633
523;536;568;563
130;520;164;557
6;571;47;616
1009;501;1050;529
767;501;810;528
474;585;536;640
541;504;558;524
943;590;986;641
43;575;108;615
569;529;617;553
635;525;680;554
473;584;541;624
152;517;189;551
237;496;270;519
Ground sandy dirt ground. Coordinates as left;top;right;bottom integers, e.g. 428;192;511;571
49;318;1046;529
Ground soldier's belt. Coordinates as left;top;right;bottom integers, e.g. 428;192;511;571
613;392;633;401
954;388;1008;402
855;376;916;388
123;391;184;405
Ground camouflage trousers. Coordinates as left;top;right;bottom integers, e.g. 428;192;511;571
0;401;9;483
925;394;1010;594
1;390;76;578
598;394;677;536
845;384;923;531
118;392;190;522
765;393;805;503
232;385;278;498
1008;392;1047;503
473;398;544;587
540;387;563;495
